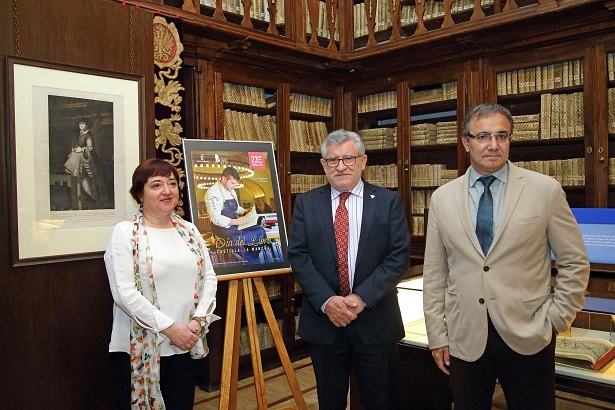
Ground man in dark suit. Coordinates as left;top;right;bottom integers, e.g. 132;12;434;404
288;129;410;410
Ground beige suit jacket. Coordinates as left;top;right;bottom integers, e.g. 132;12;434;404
423;162;590;362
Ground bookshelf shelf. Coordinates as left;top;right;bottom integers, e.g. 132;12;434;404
409;142;458;151
407;79;460;237
358;107;397;120
222;82;277;146
198;0;286;35
224;102;276;115
494;57;586;206
290;111;332;122
410;99;457;116
182;5;615;391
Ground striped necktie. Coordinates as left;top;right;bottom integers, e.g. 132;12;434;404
335;192;352;296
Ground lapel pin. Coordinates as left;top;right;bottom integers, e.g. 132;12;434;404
370;195;375;199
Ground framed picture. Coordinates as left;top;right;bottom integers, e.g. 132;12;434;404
6;56;144;266
183;139;290;276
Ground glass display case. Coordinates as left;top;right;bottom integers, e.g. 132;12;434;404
396;275;615;402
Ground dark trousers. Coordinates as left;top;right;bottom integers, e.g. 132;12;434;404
109;352;199;410
309;323;398;410
449;317;556;410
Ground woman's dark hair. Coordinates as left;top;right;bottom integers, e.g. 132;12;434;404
129;158;180;204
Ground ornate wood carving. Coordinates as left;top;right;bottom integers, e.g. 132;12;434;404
153;16;186;214
504;0;519;11
307;0;320;46
213;0;226;20
442;0;455;28
267;0;278;35
181;0;197;13
470;0;485;21
415;0;428;35
326;0;338;51
365;0;377;47
241;0;254;28
389;0;402;41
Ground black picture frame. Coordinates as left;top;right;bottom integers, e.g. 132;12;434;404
6;56;144;266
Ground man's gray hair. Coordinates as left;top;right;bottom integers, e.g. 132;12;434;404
461;103;514;137
320;129;365;158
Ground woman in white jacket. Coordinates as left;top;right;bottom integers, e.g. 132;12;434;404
105;158;218;409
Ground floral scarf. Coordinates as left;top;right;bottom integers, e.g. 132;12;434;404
130;211;210;409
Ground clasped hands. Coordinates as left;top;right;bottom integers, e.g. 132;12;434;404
162;320;203;351
324;294;366;327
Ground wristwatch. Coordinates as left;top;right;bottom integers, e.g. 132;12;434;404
194;317;206;328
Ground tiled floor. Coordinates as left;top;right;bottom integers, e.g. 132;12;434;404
194;357;615;409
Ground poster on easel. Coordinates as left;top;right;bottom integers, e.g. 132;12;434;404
183;139;289;276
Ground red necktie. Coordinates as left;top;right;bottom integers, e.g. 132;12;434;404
335;192;352;296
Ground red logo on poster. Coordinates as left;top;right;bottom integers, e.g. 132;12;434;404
248;152;266;169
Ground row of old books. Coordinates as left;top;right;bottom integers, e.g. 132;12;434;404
513;158;585;187
364;164;398;188
290;93;333;117
253;278;282;302
200;0;285;25
291;174;328;193
411;81;457;105
540;92;584;140
511;114;540;141
293;279;302;295
399;0;494;27
411;189;434;215
358;90;397;113
497;59;583;96
353;0;494;38
290;119;328;152
609;88;615;133
239;319;283;355
609;52;615;81
411;121;457;145
353;0;392;38
411;216;426;236
358;127;398;149
223;83;270;108
224;109;277;146
610;158;615;184
411;164;458;187
305;0;340;41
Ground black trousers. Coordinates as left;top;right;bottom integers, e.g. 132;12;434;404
309;322;399;410
449;317;556;410
109;352;199;410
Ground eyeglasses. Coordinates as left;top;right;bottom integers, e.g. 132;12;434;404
466;132;511;143
323;155;361;168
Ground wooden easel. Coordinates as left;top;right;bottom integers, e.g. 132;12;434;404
218;268;307;410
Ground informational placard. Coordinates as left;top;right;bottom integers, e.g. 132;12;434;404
571;208;615;265
183;139;289;276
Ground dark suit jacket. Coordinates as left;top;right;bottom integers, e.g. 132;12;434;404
288;180;410;345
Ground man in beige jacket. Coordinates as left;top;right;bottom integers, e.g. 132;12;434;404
423;103;590;410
